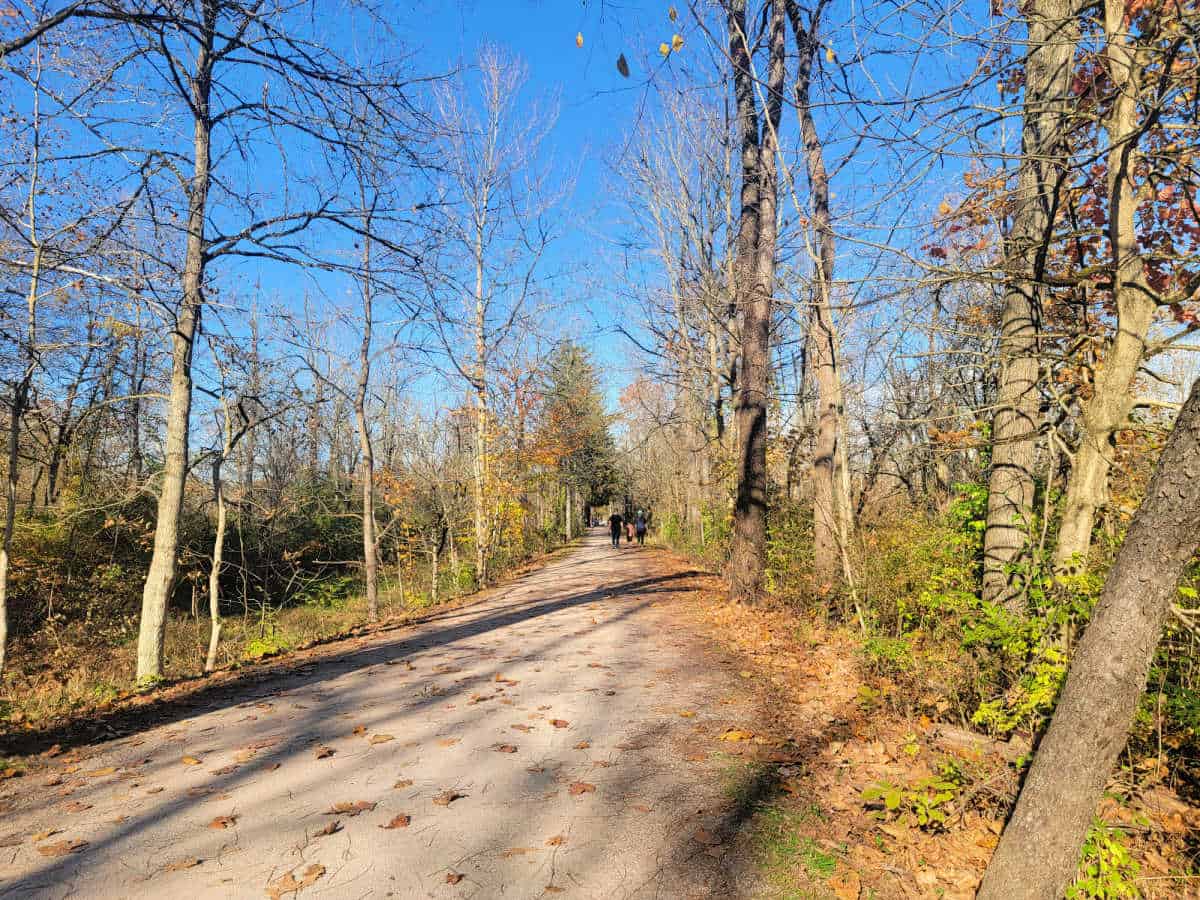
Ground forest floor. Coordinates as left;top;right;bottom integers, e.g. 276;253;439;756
1;531;1195;899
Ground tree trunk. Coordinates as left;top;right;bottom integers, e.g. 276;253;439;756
205;451;226;673
136;18;213;683
982;0;1080;610
471;217;489;588
727;0;785;604
356;197;379;622
1053;2;1153;573
789;1;849;589
978;375;1200;899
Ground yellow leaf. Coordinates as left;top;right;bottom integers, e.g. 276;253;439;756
668;5;678;21
181;755;202;766
825;45;835;62
719;728;754;742
659;42;670;57
671;33;684;52
576;32;583;48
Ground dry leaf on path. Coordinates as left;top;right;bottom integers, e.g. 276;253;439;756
32;829;61;842
36;839;87;857
315;821;341;837
313;746;335;759
181;755;203;766
718;728;753;742
545;888;565;895
445;871;464;884
352;725;366;736
325;800;376;816
550;719;569;729
493;744;518;754
380;814;411;829
568;782;595;796
437;738;459;748
573;741;590;750
830;870;862;900
432;790;465;806
511;724;533;733
393;779;413;789
266;863;325;899
165;857;202;872
545;835;566;846
208;815;237;829
86;766;117;777
369;734;394;745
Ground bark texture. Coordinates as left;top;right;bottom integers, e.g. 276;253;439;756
983;0;1081;610
978;376;1200;898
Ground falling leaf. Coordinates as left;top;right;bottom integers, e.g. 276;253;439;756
550;719;569;729
181;756;202;766
165;857;202;872
658;42;670;57
314;746;335;759
325;800;376;817
573;741;591;750
315;821;341;837
494;744;518;754
36;839;88;857
568;782;595;796
369;734;394;745
432;790;466;806
575;31;583;48
208;815;238;829
266;863;325;900
671;33;684;52
616;53;630;77
445;871;464;884
380;814;411;829
545;834;566;846
719;728;754;742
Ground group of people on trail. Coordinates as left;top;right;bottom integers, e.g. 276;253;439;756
607;509;647;548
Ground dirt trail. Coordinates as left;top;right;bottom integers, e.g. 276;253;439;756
0;531;768;899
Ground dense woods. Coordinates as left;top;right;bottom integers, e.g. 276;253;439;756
3;0;1200;895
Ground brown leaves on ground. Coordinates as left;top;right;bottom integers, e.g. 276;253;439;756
36;839;88;857
493;744;518;753
445;871;464;884
165;857;202;872
573;740;590;750
208;815;238;829
181;755;203;766
313;746;335;759
511;724;533;732
549;719;569;729
369;734;394;745
718;728;753;742
380;814;411;829
432;790;466;806
545;834;566;846
393;778;413;789
567;782;595;796
315;821;341;837
266;863;325;899
325;800;376;816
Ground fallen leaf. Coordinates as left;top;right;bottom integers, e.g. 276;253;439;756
437;738;459;748
545;888;565;895
573;741;591;750
208;815;237;829
380;814;411;829
830;870;862;900
511;724;533;733
314;746;335;759
325;800;376;816
86;766;117;777
145;786;165;794
679;710;696;718
445;871;464;884
181;755;203;766
432;790;466;806
393;778;413;789
43;775;64;786
315;821;341;836
32;829;61;842
501;847;536;857
550;719;569;729
369;734;394;745
718;728;754;742
545;835;566;846
36;839;88;857
352;725;367;736
165;857;202;872
266;863;325;899
568;782;595;796
494;744;518;753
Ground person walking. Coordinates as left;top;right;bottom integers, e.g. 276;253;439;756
608;510;623;549
625;520;634;543
635;510;647;546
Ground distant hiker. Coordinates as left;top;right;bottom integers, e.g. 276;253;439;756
635;510;647;545
608;511;623;548
625;520;634;543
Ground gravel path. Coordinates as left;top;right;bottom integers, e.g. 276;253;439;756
0;531;761;899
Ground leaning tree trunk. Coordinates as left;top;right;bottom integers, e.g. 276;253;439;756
978;375;1200;899
205;451;227;673
135;26;213;683
982;0;1081;611
727;0;784;604
1053;0;1154;573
